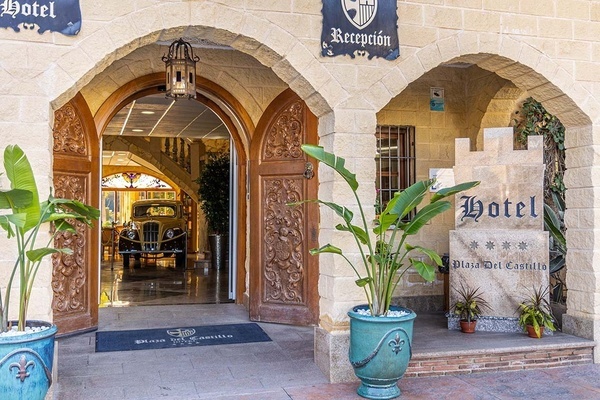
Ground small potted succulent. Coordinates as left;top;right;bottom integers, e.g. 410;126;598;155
518;286;556;338
451;283;490;333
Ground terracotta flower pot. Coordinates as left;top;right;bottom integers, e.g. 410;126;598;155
526;324;544;338
460;320;477;333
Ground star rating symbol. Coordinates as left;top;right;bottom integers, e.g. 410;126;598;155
518;241;528;250
502;241;511;250
469;241;478;249
485;241;495;250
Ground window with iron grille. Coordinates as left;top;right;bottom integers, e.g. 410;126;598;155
375;125;416;215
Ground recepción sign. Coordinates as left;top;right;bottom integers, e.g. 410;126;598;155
0;0;81;36
321;0;399;60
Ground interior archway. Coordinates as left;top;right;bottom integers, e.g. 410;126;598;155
92;74;254;306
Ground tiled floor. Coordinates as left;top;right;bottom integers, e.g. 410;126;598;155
99;255;232;306
54;304;327;400
52;259;600;399
53;303;600;400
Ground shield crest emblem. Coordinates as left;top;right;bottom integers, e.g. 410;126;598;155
342;0;378;30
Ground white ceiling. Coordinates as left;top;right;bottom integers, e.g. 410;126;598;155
103;93;230;139
103;93;230;167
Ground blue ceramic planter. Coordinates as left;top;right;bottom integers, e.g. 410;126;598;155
348;305;416;400
0;321;57;400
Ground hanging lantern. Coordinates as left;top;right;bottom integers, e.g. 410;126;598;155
162;38;199;99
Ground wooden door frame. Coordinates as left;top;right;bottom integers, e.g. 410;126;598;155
248;88;320;325
52;92;100;335
93;74;254;304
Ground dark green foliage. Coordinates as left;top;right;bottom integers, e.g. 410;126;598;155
195;153;230;235
0;145;100;332
514;98;567;302
514;97;565;200
451;283;490;323
518;286;556;338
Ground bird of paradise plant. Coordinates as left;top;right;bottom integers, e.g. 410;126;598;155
0;144;99;332
295;144;479;316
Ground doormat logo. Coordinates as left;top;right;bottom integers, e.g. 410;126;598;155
167;328;196;338
341;0;377;30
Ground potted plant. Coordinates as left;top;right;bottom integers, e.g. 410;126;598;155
450;283;490;333
517;286;556;338
295;144;478;399
0;144;99;400
195;152;229;270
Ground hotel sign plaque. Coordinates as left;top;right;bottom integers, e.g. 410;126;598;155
0;0;81;36
449;128;549;332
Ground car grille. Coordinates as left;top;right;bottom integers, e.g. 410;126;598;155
143;222;159;251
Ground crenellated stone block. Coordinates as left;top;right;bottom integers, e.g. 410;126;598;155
449;127;549;330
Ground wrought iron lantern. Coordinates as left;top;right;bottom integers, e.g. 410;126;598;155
162;38;199;99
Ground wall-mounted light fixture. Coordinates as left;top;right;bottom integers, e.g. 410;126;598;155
162;38;199;99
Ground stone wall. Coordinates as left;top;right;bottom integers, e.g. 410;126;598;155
0;0;598;377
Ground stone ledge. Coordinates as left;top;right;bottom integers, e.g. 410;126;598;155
406;345;595;378
447;314;523;333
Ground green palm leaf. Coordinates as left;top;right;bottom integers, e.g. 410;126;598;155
301;144;358;191
404;201;451;235
3;145;40;233
0;189;33;210
27;247;73;262
385;180;432;220
430;181;480;203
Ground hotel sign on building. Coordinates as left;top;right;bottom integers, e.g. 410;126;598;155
0;0;81;35
321;0;399;60
449;128;549;330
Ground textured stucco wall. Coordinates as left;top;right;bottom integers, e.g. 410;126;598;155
0;0;599;378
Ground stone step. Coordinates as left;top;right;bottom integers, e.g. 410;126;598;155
407;342;594;378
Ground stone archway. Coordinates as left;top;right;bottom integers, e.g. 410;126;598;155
89;74;255;305
438;54;594;350
49;14;336;339
51;4;338;119
373;45;597;357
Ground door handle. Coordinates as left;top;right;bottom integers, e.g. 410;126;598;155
303;162;314;179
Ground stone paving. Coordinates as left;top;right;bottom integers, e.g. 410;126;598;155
53;304;600;399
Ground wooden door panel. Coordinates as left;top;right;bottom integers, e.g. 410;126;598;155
52;93;99;336
250;89;319;326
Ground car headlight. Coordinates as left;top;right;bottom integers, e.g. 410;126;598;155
127;230;137;240
165;229;175;239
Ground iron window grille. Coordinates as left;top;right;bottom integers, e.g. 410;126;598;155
375;125;416;220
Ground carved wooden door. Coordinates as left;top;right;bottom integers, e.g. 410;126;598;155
52;93;100;336
249;90;319;325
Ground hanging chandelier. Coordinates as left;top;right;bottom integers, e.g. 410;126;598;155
162;38;199;99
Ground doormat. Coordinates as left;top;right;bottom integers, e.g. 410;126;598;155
95;323;271;352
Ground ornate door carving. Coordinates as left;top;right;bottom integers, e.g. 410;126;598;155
52;93;100;335
249;90;319;325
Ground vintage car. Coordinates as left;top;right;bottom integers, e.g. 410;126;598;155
118;199;187;268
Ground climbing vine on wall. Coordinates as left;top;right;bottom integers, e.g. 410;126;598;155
513;97;567;304
513;97;566;202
